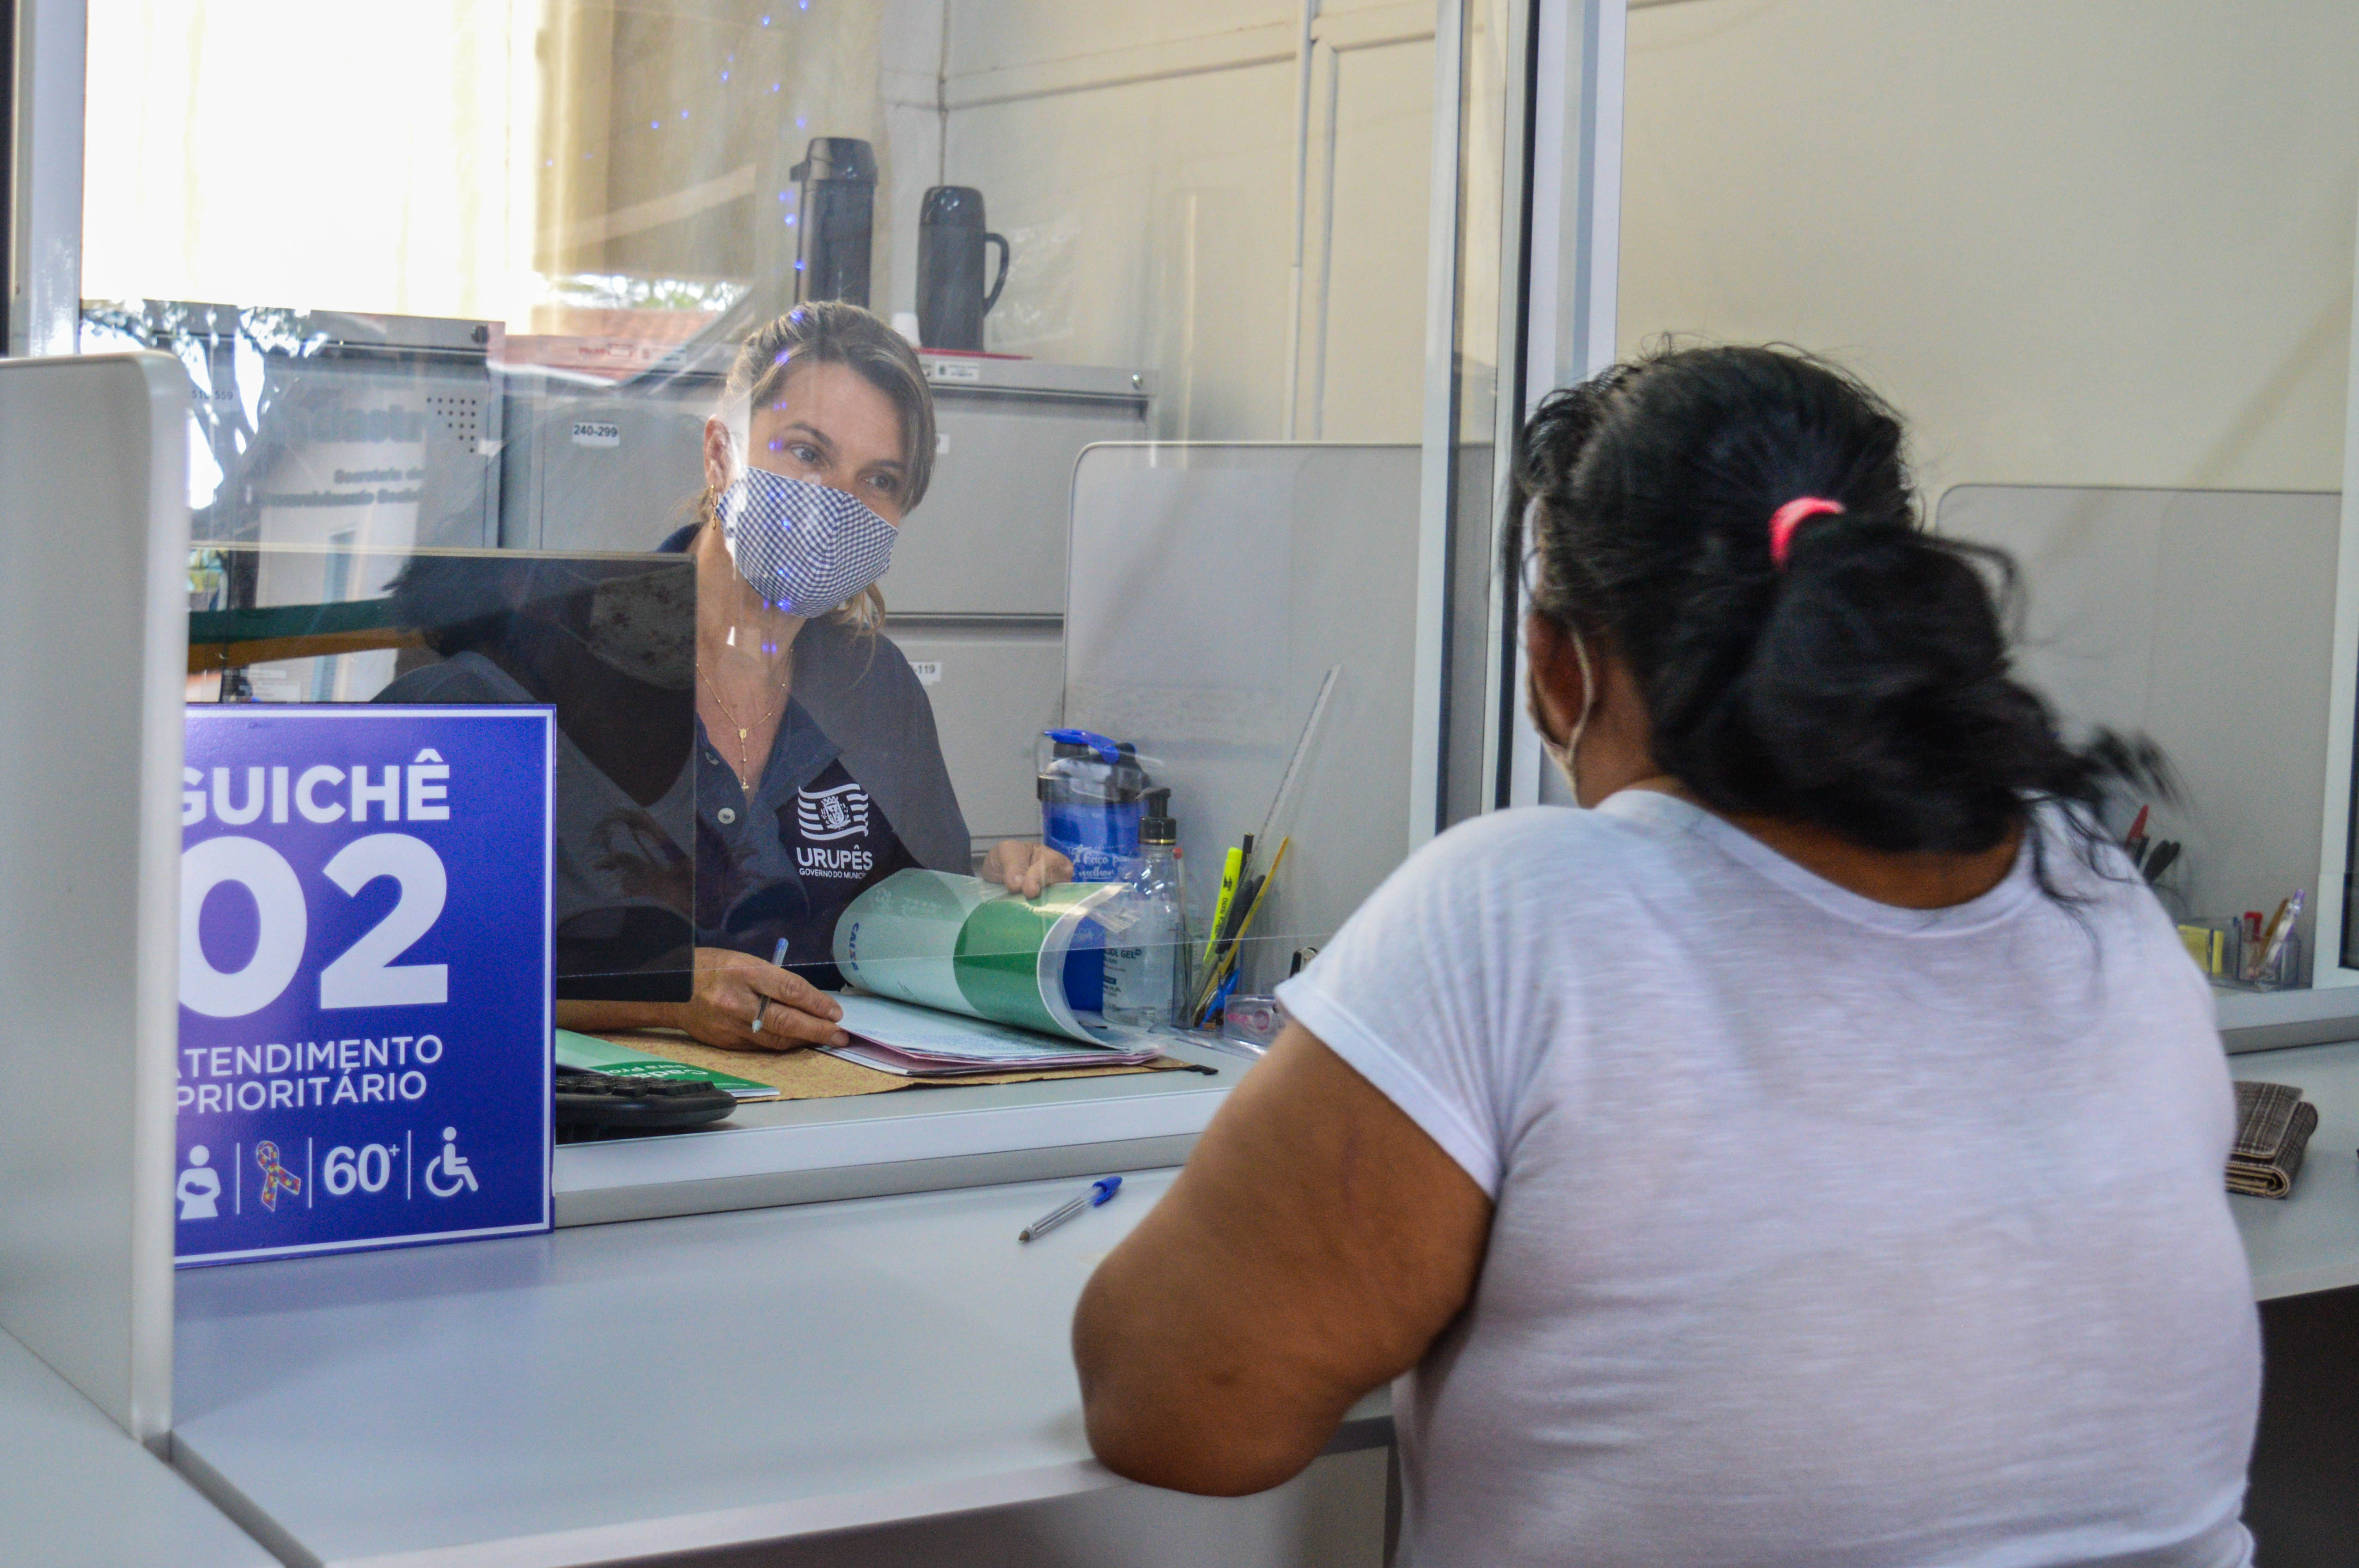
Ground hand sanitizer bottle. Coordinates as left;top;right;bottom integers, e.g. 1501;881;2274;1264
1103;790;1187;1027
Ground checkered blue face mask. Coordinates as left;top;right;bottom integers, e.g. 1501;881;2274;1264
718;467;898;614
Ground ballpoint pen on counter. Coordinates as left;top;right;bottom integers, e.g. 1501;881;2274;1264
1018;1176;1122;1243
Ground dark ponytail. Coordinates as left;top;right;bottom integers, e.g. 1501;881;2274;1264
1506;344;2162;866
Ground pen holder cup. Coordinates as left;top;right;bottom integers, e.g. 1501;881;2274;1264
2182;916;2305;992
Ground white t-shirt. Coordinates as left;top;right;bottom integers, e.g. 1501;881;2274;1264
1276;792;2258;1568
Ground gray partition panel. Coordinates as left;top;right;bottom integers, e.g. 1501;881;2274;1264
0;1327;274;1566
1935;486;2337;966
1066;444;1420;984
0;353;189;1443
888;621;1067;846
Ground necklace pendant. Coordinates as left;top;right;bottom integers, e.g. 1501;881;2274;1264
737;727;749;740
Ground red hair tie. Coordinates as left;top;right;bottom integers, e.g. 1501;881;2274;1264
1767;497;1845;569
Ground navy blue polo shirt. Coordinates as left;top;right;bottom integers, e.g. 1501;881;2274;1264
694;698;923;985
660;525;974;985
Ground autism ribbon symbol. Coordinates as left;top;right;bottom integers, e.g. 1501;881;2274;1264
254;1141;302;1211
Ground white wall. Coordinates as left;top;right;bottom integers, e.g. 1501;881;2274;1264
933;0;1438;442
1620;0;2359;496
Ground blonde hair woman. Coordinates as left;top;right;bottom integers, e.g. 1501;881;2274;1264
555;302;1069;1051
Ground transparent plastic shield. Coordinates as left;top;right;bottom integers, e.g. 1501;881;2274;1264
95;1;1464;1076
188;543;696;1002
1061;442;1425;1054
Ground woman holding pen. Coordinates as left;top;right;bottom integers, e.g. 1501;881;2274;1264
388;303;1070;1051
1073;347;2258;1564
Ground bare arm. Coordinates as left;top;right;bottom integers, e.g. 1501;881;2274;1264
1073;1022;1493;1495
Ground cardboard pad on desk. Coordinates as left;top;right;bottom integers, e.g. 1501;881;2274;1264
587;1029;1186;1101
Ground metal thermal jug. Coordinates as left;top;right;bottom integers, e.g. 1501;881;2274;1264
790;137;876;307
915;186;1010;352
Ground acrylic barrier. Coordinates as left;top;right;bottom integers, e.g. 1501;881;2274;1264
1063;443;1423;1013
166;443;1432;1123
188;543;696;1002
1934;486;2336;980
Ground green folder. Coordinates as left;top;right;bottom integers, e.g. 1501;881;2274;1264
554;1029;780;1101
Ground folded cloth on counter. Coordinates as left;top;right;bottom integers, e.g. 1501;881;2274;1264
2227;1080;2318;1199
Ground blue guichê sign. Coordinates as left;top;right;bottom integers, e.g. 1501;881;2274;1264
175;705;554;1265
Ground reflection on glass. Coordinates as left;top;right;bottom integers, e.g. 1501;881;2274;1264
96;2;1467;1059
188;544;698;1001
83;6;1435;440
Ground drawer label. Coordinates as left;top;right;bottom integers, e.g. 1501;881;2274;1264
909;660;944;687
570;421;622;448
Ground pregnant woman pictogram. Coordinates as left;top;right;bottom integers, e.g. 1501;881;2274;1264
177;1146;221;1220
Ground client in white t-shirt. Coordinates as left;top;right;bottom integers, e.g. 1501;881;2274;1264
1072;346;2260;1567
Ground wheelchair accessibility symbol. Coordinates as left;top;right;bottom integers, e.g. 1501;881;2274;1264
424;1126;480;1198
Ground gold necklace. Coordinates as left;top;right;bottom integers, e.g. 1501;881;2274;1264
700;657;786;783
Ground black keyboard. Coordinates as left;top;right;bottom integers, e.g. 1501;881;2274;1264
554;1067;738;1136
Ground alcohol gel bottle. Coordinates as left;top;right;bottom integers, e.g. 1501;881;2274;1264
1103;790;1187;1027
1037;729;1148;882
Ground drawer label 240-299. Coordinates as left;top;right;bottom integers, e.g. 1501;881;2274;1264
174;705;555;1266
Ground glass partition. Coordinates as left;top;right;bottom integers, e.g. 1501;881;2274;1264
185;542;698;1001
82;0;1544;1090
1617;4;2359;997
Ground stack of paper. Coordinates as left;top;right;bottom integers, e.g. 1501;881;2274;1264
826;994;1163;1078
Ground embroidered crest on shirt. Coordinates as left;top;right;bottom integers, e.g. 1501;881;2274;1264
795;780;872;842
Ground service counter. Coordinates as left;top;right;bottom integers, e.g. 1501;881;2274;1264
169;1166;1392;1568
2229;1039;2359;1300
13;1035;2355;1566
552;1035;1240;1227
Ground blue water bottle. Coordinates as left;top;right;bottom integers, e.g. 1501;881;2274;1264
1037;729;1149;882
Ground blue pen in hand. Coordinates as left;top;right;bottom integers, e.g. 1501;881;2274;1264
1019;1176;1122;1243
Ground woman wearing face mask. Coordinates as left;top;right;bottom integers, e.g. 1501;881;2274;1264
548;301;1068;1051
1072;347;2260;1566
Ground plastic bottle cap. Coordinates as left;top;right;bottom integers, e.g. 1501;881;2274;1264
1045;727;1122;765
1140;785;1176;845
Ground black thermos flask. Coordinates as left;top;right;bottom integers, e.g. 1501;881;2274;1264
915;186;1010;352
790;137;877;307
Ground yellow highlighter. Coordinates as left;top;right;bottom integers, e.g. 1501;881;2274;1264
1202;845;1244;975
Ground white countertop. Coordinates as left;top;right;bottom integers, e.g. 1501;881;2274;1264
552;1045;1236;1226
0;1327;274;1567
2228;1039;2359;1299
156;1039;2357;1568
172;1167;1387;1568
